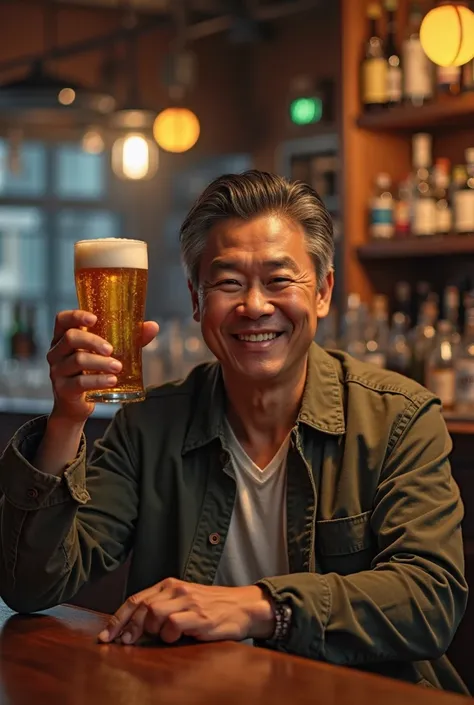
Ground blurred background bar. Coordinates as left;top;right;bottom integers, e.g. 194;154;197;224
0;0;473;689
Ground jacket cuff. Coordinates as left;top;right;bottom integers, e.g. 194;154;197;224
255;573;332;659
0;415;89;510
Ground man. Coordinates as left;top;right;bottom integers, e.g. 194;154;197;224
0;171;468;693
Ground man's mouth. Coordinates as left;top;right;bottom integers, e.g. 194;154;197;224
232;332;284;342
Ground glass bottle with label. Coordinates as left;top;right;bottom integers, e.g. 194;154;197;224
411;133;436;237
426;320;458;410
384;0;402;107
453;149;474;234
433;158;452;236
403;1;433;106
455;305;474;413
394;176;412;238
369;173;394;239
361;2;387;112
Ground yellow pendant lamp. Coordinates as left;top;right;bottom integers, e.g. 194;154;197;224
420;1;474;67
153;107;200;154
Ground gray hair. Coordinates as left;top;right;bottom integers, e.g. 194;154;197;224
179;169;334;290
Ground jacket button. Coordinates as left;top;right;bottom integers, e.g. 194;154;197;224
209;532;221;545
27;488;39;499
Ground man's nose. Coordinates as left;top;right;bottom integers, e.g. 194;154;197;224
237;284;275;319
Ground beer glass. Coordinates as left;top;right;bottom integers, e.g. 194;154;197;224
74;238;148;403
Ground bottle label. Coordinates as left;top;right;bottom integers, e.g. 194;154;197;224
370;200;394;239
454;190;474;232
403;39;433;98
387;65;402;102
430;368;455;407
456;359;474;404
435;205;452;234
395;201;411;234
362;59;387;104
413;199;437;236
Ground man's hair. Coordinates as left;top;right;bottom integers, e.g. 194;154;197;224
179;169;334;290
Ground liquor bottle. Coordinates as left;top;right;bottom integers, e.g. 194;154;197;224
455;303;474;412
9;301;30;360
361;2;387;112
426;320;458;409
394;280;412;325
411;133;436;237
369;173;395;239
364;294;389;368
387;312;412;375
433;158;452;236
410;299;437;384
453;149;474;234
443;285;461;345
413;280;431;325
436;64;462;97
341;293;366;361
394;176;411;238
384;0;402;107
402;2;433;107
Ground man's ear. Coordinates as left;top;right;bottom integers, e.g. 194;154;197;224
188;280;201;322
316;269;334;318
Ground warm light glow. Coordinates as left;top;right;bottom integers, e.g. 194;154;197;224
58;87;76;105
420;3;474;67
82;130;105;155
153;107;200;154
111;133;159;181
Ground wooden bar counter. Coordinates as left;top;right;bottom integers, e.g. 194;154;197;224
0;599;470;705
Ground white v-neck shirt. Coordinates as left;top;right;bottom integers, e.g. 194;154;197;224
213;420;290;587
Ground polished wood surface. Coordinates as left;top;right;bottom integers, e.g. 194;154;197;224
356;92;474;132
0;599;469;705
357;235;474;260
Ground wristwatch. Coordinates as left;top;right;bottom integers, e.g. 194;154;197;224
271;601;293;642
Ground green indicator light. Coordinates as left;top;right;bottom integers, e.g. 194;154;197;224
290;97;322;125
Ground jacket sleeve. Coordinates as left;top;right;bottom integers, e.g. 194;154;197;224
257;399;468;666
0;409;138;614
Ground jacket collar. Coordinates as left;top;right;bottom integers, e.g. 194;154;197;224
182;342;345;454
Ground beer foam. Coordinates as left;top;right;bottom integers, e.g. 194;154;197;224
74;238;148;270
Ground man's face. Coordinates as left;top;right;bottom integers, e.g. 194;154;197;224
190;214;333;382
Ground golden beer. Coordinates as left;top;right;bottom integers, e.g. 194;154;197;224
74;238;148;403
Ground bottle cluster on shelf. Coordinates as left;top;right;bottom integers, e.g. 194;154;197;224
361;0;474;114
369;132;474;240
316;280;474;413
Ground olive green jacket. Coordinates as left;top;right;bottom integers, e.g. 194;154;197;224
0;344;469;694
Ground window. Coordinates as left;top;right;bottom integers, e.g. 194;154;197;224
0;139;121;359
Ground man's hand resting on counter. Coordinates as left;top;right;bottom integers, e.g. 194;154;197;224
97;578;276;646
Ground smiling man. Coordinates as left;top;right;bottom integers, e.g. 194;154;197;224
0;171;469;694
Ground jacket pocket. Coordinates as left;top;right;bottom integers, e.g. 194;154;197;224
315;510;375;575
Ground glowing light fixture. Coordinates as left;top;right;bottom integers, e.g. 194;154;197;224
112;133;158;181
420;1;474;67
153;107;200;154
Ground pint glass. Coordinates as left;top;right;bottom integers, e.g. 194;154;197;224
74;238;148;403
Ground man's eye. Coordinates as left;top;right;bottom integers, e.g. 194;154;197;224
215;279;241;289
269;277;292;286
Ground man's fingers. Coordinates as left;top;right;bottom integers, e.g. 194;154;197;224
160;611;205;643
52;352;121;379
119;604;148;645
141;321;159;348
57;375;118;397
52;310;97;345
48;329;113;366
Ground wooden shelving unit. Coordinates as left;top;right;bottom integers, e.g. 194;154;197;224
357;93;474;132
357;235;474;260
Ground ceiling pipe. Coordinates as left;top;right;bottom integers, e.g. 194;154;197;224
0;0;321;74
